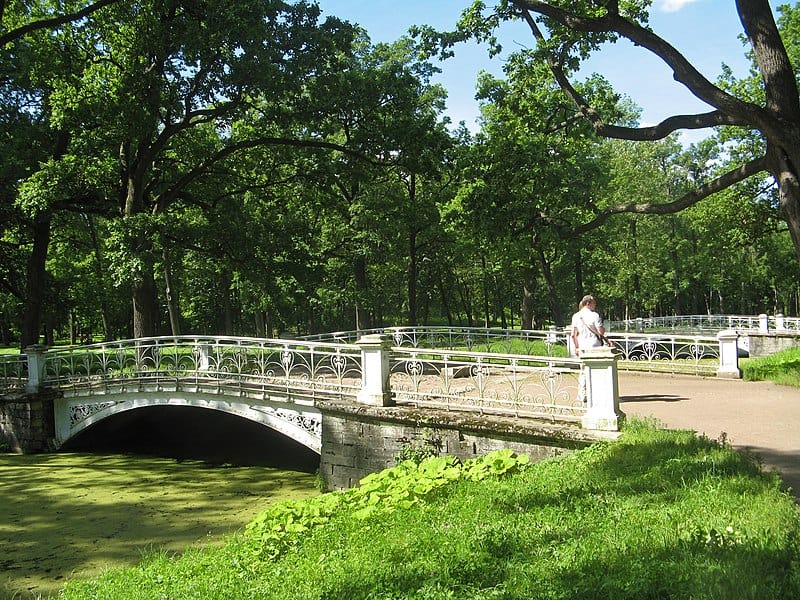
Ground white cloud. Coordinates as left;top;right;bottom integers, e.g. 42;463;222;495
659;0;699;13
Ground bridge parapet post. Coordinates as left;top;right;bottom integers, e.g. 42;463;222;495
580;347;623;432
356;334;394;407
717;330;741;379
24;345;47;394
759;313;769;332
196;343;210;371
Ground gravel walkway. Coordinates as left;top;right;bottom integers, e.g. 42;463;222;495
618;372;800;500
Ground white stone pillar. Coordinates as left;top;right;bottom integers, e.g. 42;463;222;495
356;334;393;406
636;317;644;333
717;330;741;379
759;313;769;332
580;347;623;431
24;344;48;394
776;313;786;331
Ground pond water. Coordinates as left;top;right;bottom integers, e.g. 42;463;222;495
1;406;321;599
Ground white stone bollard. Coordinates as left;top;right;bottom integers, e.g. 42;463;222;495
776;313;786;331
580;347;624;431
356;334;394;407
24;344;48;394
717;330;741;379
759;313;769;333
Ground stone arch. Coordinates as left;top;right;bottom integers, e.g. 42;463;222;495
54;391;322;453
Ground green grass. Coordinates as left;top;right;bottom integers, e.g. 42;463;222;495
59;421;800;599
741;347;800;386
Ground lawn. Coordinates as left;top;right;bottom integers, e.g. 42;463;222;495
59;421;800;599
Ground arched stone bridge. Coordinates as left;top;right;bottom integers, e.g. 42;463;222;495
2;329;742;488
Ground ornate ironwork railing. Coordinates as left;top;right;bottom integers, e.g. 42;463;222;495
605;333;720;376
0;353;28;393
40;336;363;402
390;347;583;423
305;326;569;355
303;326;725;376
608;313;800;332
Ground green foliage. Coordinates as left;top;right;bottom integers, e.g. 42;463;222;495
59;424;800;599
742;347;800;386
243;451;531;563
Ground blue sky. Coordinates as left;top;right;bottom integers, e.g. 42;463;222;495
315;0;756;143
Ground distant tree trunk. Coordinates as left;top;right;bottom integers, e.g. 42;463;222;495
481;254;491;328
521;266;536;330
20;213;52;350
436;272;453;326
132;264;158;339
354;256;371;330
220;269;234;335
407;231;418;326
163;249;181;336
573;248;583;306
537;248;564;326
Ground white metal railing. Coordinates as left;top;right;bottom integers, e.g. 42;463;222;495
389;347;584;423
303;326;731;376
305;326;568;354
4;326;745;432
0;353;28;393
608;313;800;333
39;336;363;402
604;332;720;376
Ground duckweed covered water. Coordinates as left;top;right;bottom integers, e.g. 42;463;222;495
0;453;318;599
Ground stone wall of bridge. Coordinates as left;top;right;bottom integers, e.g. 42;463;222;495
0;391;57;453
318;401;619;491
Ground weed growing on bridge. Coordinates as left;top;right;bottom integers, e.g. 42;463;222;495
58;422;800;599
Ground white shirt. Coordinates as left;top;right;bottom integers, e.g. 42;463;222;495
571;306;604;352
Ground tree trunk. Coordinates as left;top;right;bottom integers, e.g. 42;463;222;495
407;230;418;326
163;249;181;336
481;254;491;328
537;248;564;326
220;269;234;335
521;266;536;330
354;256;371;330
20;213;52;350
132;265;158;339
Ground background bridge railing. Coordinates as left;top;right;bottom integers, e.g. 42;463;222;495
608;313;800;333
303;326;738;377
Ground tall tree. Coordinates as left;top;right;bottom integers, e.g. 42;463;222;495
450;0;800;264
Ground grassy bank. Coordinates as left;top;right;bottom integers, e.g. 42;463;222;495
741;347;800;387
60;422;800;599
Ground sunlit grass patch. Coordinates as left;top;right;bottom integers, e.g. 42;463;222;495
59;421;800;600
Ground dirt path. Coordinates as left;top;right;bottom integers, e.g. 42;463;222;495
618;372;800;500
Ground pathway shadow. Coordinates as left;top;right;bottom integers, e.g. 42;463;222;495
620;394;687;403
737;445;799;501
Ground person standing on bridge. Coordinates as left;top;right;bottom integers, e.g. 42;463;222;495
570;294;607;403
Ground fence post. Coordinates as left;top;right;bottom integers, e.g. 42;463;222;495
581;347;624;431
197;343;210;371
24;345;48;394
356;334;393;407
759;313;769;332
717;330;741;379
776;313;786;331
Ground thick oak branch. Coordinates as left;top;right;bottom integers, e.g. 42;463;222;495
566;155;769;237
